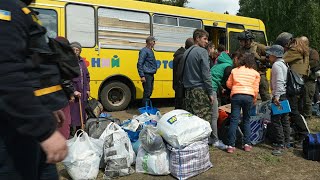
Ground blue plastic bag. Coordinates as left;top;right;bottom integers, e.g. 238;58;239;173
138;100;159;115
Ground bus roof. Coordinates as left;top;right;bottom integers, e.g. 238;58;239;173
35;0;264;30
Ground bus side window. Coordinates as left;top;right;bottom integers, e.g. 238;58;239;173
66;4;95;47
97;8;151;50
153;15;202;52
252;31;267;45
228;31;241;54
33;8;58;38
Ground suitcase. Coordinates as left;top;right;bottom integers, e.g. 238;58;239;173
303;133;320;161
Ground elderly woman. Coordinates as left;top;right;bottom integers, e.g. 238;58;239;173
69;42;90;132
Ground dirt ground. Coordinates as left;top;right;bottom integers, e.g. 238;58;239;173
58;99;320;180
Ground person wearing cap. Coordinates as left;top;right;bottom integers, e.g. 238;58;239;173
137;36;158;106
237;30;270;102
276;34;309;147
69;41;90;133
267;45;290;156
0;0;67;179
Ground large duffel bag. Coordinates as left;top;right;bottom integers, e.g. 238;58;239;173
167;139;212;180
303;133;320;161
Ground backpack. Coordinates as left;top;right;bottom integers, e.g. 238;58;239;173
47;38;80;80
283;62;304;96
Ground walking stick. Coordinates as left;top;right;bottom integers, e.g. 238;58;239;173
79;99;85;130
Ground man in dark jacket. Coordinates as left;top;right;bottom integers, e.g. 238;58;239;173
0;0;67;179
300;36;320;119
137;36;157;106
172;38;194;109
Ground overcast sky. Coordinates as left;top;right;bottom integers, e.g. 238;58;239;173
187;0;240;15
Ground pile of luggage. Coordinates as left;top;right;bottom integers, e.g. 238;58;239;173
62;101;214;180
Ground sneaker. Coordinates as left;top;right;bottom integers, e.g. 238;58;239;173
272;149;284;156
227;146;236;153
213;140;227;150
243;144;252;152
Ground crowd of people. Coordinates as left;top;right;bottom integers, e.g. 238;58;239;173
169;29;319;155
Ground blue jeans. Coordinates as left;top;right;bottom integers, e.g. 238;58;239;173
228;94;253;146
142;73;154;106
0;129;58;180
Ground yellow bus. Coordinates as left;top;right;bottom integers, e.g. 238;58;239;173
31;0;268;111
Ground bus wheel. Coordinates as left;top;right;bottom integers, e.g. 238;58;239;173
100;81;132;111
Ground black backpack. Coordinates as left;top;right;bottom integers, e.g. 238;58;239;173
283;62;304;96
47;38;80;80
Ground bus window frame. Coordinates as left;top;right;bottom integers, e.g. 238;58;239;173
65;3;96;48
152;13;203;52
250;30;268;45
32;7;58;38
96;6;152;51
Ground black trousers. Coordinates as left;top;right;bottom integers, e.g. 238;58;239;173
0;129;58;180
288;94;308;141
142;73;154;106
271;95;290;145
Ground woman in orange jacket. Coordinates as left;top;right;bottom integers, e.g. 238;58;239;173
226;53;260;153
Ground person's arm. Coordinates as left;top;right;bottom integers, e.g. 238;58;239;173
222;66;232;89
200;50;213;96
226;70;234;89
0;2;57;142
283;48;302;63
137;48;147;77
253;71;261;101
273;63;286;99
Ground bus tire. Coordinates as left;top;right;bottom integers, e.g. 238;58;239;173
100;81;132;111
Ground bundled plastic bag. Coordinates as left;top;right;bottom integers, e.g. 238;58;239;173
133;112;153;123
85;117;115;139
135;147;170;175
99;123;135;178
168;139;213;180
157;110;212;148
63;130;103;180
139;125;165;153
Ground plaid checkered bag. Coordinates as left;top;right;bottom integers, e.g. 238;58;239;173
167;139;213;180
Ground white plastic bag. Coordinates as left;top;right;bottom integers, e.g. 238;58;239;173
135;147;170;175
121;119;140;132
139;125;165;153
99;123;136;178
63;130;103;180
133;112;153;123
158;110;212;148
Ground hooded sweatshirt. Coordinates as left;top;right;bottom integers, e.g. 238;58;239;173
210;52;233;91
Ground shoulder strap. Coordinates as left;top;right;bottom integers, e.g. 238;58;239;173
181;46;196;76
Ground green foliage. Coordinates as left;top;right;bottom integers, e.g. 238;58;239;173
137;0;189;7
238;0;320;51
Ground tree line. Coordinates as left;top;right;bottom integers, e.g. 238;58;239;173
238;0;320;50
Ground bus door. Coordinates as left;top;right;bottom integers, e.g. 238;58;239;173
204;26;227;48
227;24;245;54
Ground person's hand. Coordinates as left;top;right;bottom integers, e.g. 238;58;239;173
53;110;65;128
40;131;68;164
74;91;81;98
69;95;75;102
221;88;226;94
210;95;214;105
141;77;146;83
273;97;280;106
87;91;90;97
